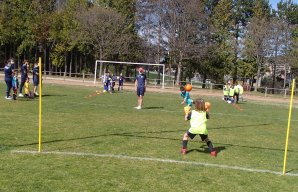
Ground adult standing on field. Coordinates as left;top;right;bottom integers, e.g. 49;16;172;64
19;60;29;97
4;59;13;99
32;62;39;96
135;67;147;110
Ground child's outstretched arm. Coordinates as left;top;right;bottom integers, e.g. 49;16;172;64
181;99;185;105
186;112;191;120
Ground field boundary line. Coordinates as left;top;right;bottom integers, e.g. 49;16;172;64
12;150;298;177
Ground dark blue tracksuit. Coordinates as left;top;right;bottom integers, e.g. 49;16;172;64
19;64;28;94
4;65;13;97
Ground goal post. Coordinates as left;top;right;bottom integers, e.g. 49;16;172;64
94;60;165;89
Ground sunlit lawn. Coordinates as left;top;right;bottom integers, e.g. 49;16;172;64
0;82;297;191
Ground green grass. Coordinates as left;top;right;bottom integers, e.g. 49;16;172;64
0;82;297;191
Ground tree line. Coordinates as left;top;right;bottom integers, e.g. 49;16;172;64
0;0;297;90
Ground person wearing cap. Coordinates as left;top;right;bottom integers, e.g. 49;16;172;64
134;67;147;109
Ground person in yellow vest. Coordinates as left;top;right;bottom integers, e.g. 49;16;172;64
180;98;217;157
223;82;229;101
228;84;235;103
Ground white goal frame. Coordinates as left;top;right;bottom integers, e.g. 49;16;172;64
94;60;165;89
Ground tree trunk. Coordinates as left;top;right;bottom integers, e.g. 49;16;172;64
272;61;276;94
49;50;52;75
79;53;82;73
175;51;183;85
99;46;103;78
75;51;78;77
255;63;261;92
43;46;47;75
69;50;73;77
64;54;67;78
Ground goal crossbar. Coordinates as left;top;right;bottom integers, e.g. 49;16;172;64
94;60;165;89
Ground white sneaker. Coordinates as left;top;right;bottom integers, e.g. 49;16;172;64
135;106;141;110
18;93;24;97
5;96;12;100
34;92;39;96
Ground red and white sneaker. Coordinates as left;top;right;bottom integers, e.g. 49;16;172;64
210;150;217;157
180;148;187;155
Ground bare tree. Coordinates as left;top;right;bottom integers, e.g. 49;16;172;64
243;17;271;91
267;16;291;91
77;5;132;75
137;0;210;84
162;0;209;84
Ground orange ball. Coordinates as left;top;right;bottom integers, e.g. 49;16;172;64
205;101;211;110
184;84;192;91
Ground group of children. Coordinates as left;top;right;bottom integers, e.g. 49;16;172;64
223;81;244;104
102;72;124;93
179;85;217;157
4;59;40;100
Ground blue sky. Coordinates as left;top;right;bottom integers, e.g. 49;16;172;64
269;0;298;10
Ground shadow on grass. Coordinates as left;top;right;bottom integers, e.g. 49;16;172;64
42;94;68;97
187;146;226;154
5;123;297;153
209;123;270;130
142;106;165;109
16;98;38;102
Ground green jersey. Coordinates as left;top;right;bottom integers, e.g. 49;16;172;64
223;85;229;96
229;86;235;96
189;110;208;135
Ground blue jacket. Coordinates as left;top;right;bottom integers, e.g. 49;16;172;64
4;65;13;79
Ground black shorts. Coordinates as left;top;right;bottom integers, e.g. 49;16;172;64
33;77;39;86
137;87;145;96
186;131;208;141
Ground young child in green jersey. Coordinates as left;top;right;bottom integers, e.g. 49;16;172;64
180;98;217;157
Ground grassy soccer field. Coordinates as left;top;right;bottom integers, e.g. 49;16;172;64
0;82;297;192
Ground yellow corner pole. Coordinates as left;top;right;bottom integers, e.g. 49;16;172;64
283;79;295;175
38;57;42;152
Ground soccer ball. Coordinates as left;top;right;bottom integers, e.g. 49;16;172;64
184;84;192;92
205;101;211;110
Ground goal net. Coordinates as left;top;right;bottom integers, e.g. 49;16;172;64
93;60;165;89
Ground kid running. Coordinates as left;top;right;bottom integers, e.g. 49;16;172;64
180;98;217;157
